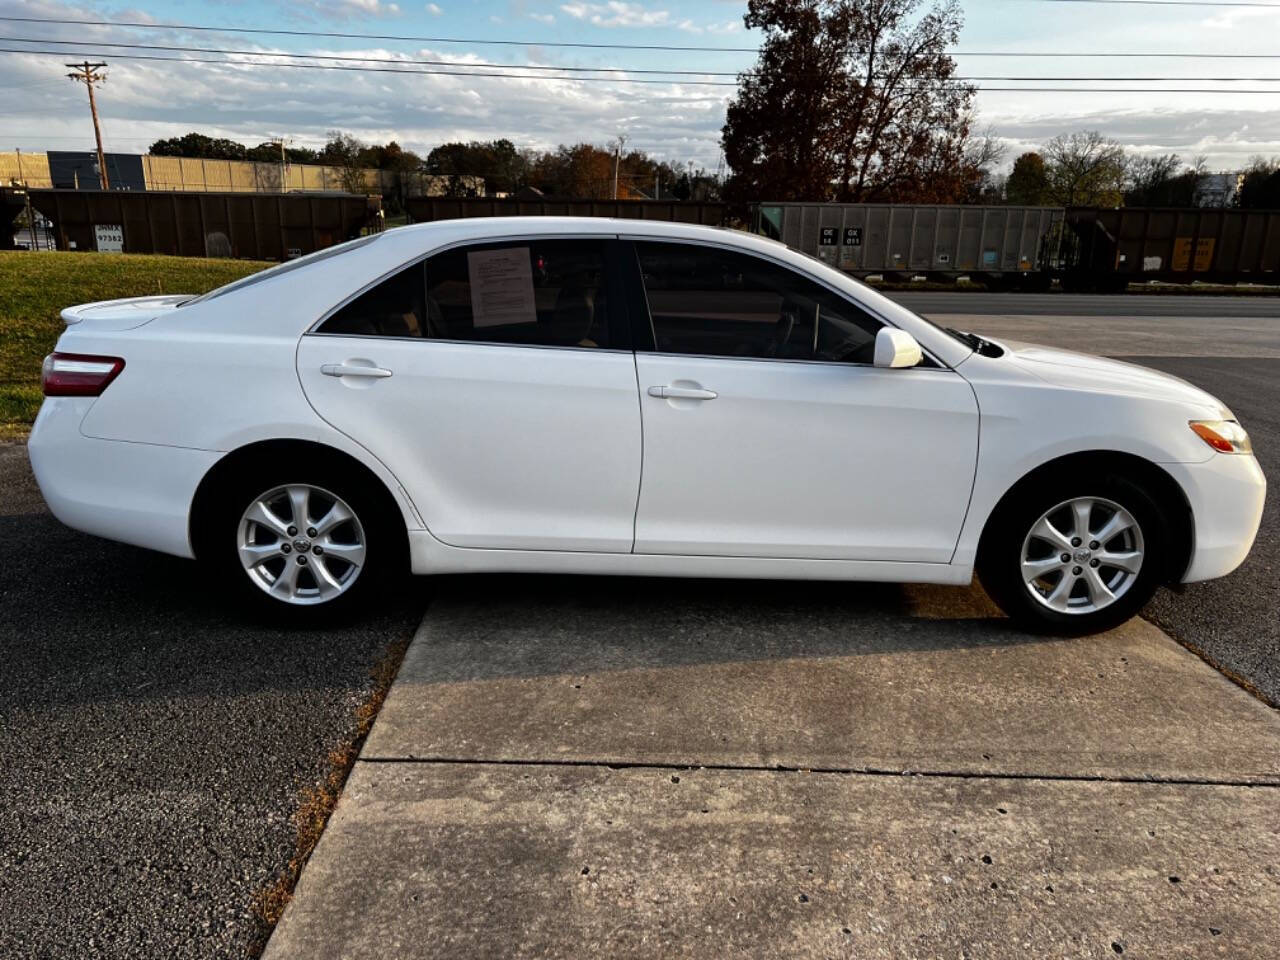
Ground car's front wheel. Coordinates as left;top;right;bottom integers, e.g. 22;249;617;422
978;476;1167;635
201;458;403;618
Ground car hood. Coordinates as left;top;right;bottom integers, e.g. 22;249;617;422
60;295;192;332
993;338;1232;417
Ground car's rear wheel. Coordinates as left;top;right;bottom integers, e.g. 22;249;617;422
978;475;1167;635
202;459;403;619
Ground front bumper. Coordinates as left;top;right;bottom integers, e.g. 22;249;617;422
1164;452;1266;583
28;398;220;559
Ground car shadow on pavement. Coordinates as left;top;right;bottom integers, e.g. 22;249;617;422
394;571;1045;687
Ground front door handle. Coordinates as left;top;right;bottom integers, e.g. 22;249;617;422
321;363;393;379
647;385;717;400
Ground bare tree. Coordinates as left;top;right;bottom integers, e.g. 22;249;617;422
1042;131;1126;207
321;131;371;195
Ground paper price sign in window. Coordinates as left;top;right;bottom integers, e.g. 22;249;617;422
467;247;537;328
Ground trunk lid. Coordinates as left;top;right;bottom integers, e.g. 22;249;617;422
60;295;192;332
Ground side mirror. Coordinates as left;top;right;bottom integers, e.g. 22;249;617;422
874;327;923;369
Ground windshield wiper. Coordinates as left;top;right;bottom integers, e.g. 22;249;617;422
945;327;1003;358
945;326;983;350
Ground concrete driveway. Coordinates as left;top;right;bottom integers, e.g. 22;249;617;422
264;577;1280;959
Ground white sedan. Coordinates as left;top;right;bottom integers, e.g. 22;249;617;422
30;218;1264;633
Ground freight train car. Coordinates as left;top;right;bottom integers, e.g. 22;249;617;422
26;189;382;260
751;202;1280;290
405;196;726;227
753;202;1064;287
1060;206;1280;290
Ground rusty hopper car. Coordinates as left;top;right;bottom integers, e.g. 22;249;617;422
1061;207;1280;290
753;203;1065;286
26;189;381;260
405;196;726;227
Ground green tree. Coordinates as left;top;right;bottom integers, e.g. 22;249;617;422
319;132;371;194
148;133;248;160
1005;152;1048;205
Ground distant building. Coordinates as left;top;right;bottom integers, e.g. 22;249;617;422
1194;172;1242;208
0;150;482;198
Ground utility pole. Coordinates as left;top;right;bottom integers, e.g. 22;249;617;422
273;137;289;192
612;134;627;200
66;61;110;189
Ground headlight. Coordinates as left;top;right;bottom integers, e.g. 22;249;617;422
1189;420;1252;455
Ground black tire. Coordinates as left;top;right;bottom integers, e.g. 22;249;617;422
977;473;1168;636
197;452;406;622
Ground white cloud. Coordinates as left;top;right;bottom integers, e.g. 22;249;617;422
560;1;672;28
425;2;443;14
333;0;401;15
529;12;555;24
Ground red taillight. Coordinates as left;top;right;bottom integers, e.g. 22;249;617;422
41;352;125;397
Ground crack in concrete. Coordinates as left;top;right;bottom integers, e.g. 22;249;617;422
356;755;1280;789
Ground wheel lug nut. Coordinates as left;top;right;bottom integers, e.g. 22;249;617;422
306;527;317;538
287;525;298;536
1089;540;1099;550
1090;559;1100;568
297;555;308;565
313;545;324;556
1060;553;1070;563
281;543;292;554
1071;537;1082;547
1072;565;1082;575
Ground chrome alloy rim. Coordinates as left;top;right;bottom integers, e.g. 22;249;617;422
237;484;366;605
1020;496;1144;614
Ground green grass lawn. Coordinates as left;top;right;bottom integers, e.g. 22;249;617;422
0;251;270;436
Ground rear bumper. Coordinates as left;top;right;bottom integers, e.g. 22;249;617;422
28;398;219;559
1164;452;1266;583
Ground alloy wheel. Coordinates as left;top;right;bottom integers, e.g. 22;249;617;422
1019;496;1145;614
236;483;366;605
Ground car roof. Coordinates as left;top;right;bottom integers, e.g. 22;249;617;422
377;215;789;256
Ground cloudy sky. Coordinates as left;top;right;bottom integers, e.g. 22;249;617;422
1;0;1278;172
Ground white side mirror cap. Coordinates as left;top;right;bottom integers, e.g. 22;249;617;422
874;327;923;369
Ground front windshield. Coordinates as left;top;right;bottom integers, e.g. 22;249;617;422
185;232;383;305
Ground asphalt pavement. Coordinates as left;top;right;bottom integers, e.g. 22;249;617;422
0;445;426;958
890;295;1280;706
1122;358;1280;705
887;290;1280;318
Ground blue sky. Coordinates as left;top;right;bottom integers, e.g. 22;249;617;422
2;0;1279;172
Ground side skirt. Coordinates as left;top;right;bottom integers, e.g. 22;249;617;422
408;530;973;584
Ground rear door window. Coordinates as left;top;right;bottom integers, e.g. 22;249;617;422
319;239;614;349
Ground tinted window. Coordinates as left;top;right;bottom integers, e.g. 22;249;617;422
636;242;883;363
320;239;611;348
321;260;426;337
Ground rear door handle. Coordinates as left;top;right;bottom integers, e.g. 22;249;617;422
647;385;717;400
321;363;393;379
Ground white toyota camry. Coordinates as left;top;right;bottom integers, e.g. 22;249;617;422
30;218;1264;633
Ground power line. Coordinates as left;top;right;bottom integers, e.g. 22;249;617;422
0;15;762;53
7;49;1280;93
7;35;1280;81
0;34;745;76
0;47;739;86
3;15;1278;61
7;43;1280;88
1032;0;1280;6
